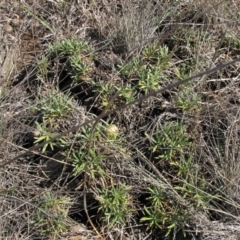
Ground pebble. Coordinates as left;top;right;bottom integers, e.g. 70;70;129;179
4;24;13;33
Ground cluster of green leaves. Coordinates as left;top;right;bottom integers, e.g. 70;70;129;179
142;43;170;68
175;86;201;111
36;56;49;82
118;56;142;79
38;90;73;122
96;185;134;228
175;60;196;81
93;80;136;109
93;80;116;109
31;191;71;238
71;124;107;177
174;59;201;111
174;55;201;111
147;122;191;162
143;122;211;237
118;42;171;94
48;38;94;83
48;38;92;56
221;33;240;53
68;121;121;177
73;146;106;177
74;41;172;111
34;122;67;153
33;88;74;152
92;42;172;110
141;187;188;238
69;54;93;81
138;66;162;93
67;124;98;175
115;83;137;103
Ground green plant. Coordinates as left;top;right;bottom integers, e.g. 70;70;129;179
93;80;116;109
68;122;107;177
170;155;195;178
170;155;212;208
116;83;136;103
175;87;201;111
48;38;93;56
175;60;196;80
141;187;188;238
142;42;160;62
174;180;211;209
32;191;71;238
37;56;49;82
146;122;191;162
97;185;134;228
222;33;240;52
36;89;74;126
118;56;142;78
72;147;106;177
138;67;162;94
48;38;94;84
143;44;170;69
34;122;67;153
69;55;93;81
71;121;122;176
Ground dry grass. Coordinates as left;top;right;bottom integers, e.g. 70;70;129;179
0;0;240;239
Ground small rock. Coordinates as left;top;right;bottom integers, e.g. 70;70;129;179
4;24;13;33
